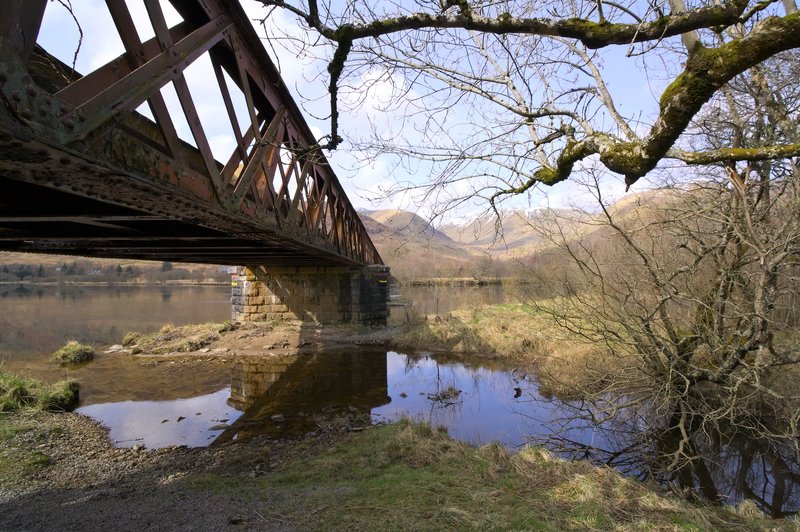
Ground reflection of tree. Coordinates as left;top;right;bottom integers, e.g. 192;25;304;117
533;398;800;517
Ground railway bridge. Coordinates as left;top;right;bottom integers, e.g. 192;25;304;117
0;0;388;324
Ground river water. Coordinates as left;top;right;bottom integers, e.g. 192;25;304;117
1;283;798;516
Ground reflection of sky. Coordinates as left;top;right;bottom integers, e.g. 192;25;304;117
77;388;242;448
75;351;604;451
373;351;601;449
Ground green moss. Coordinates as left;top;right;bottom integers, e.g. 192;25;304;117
52;340;94;365
535;166;559;184
25;451;52;469
216;320;237;333
558;18;625;48
598;141;652;178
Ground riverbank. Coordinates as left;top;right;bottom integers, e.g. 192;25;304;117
0;408;777;530
392;303;619;398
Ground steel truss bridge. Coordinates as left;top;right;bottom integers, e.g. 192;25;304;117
0;0;382;266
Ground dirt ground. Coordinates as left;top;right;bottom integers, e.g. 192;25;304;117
0;405;374;531
126;320;397;359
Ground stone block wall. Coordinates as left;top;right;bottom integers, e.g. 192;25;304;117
230;265;389;325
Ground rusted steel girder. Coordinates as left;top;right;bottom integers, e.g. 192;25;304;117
0;0;382;266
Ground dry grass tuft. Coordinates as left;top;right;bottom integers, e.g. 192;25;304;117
51;341;94;365
126;323;225;355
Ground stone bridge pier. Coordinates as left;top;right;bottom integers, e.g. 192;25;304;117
231;265;390;325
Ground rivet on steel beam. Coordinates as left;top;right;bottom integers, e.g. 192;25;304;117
63;117;75;129
26;84;37;97
11;91;21;102
77;111;85;122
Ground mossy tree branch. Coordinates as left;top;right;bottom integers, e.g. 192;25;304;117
261;0;800;198
264;0;750;47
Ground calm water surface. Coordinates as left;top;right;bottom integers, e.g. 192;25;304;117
1;283;798;516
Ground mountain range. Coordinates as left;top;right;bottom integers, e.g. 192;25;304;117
359;188;672;277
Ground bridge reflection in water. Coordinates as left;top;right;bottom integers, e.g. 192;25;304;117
216;352;390;444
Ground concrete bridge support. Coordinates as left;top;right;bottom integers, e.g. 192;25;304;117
231;265;389;325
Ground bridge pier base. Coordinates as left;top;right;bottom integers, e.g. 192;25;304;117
231;265;389;325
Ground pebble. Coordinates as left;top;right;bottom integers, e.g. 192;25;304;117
270;414;286;423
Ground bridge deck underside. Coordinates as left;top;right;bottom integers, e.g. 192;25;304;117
0;163;353;266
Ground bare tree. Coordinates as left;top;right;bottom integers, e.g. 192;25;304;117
517;51;800;500
256;0;800;210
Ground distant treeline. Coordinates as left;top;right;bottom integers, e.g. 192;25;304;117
0;260;230;284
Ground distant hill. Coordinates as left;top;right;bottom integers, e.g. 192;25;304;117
359;209;454;242
358;209;478;278
360;188;680;277
439;208;593;257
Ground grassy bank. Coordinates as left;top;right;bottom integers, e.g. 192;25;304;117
124;322;233;355
0;370;79;413
392;303;619;398
189;420;773;530
393;303;551;358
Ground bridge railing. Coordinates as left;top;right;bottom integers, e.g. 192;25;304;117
0;0;382;266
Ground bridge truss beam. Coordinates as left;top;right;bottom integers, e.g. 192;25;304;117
0;0;382;266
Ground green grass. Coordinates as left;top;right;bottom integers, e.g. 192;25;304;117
186;421;775;530
0;370;79;412
0;373;76;484
51;340;94;365
0;417;59;484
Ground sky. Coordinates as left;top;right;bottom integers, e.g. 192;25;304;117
36;0;675;223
